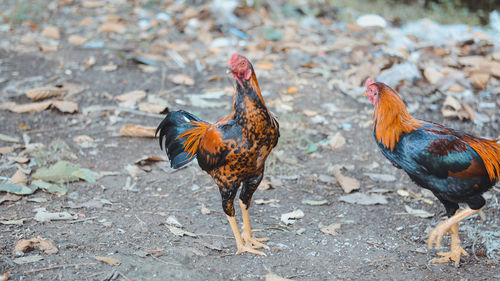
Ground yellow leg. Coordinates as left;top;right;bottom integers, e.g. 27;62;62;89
226;215;266;256
432;223;468;265
239;199;269;250
427;207;482;250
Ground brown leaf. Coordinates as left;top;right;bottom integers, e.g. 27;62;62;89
319;222;341;236
286;86;298;95
73;135;94;143
41;26;60;40
7;156;29;164
423;66;443;85
85;56;96;69
10;101;52;113
94;256;120;265
68;35;87;46
101;63;118;72
258;178;274;191
0;146;15;155
14;236;58;255
134;155;165;165
302;109;317;117
57;82;86;96
328;132;345;149
168;74;194;86
255;61;274;70
332;165;360;193
458;56;500;77
10;170;27;186
82;0;104;8
116;90;146;103
98;22;126;34
26;87;67;101
119;125;156;138
469;71;489;89
0;194;22;205
441;95;474;120
138;102;167;114
52;101;78;113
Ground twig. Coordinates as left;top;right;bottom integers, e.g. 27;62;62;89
24;262;97;274
67;216;99;224
196;233;233;239
150;255;182;266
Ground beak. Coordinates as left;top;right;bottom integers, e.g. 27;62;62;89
226;67;233;74
363;92;367;97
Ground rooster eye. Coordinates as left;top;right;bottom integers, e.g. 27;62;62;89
241;61;245;66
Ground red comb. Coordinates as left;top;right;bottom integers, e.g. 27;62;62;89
365;78;375;88
229;53;240;65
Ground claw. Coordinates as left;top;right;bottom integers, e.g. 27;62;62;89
236;245;266;256
242;233;269;249
432;245;468;266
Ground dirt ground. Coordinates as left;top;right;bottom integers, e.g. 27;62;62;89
1;1;499;281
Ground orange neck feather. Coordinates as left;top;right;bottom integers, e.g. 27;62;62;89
374;86;422;151
250;72;266;106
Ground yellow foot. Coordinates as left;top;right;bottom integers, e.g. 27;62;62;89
235;245;266;256
432;245;468;266
428;220;453;250
242;233;269;249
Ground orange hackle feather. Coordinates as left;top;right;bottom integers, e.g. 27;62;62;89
249;72;266;106
373;83;423;151
177;121;211;157
463;136;500;181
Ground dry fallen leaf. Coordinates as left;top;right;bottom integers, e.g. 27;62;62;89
404;205;434;218
423;66;443;85
26;87;67;101
265;273;294;281
319;222;341;236
68;35;87;46
73;135;94;143
10;101;52;113
255;61;274;70
441;95;474;120
115;90;146;104
329;132;345;149
286;86;298;95
7;156;29;164
258;178;274;191
166;225;197;237
101;63;118;72
332;165;359;193
0;146;15;154
82;0;104;8
85;56;96;69
119;125;156;138
200;204;211;215
10;170;27;186
339;193;388;205
14;236;58;255
41;25;60;40
94;256;120;265
52;101;78;113
281;209;304;225
168;74;194;86
134;155;165;165
138;102;167;114
98;22;126;34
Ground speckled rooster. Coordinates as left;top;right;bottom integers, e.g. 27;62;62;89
365;78;500;265
156;54;279;255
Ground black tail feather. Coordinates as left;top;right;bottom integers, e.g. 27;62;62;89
156;110;203;169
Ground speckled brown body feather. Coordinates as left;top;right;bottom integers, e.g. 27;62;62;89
157;54;279;255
